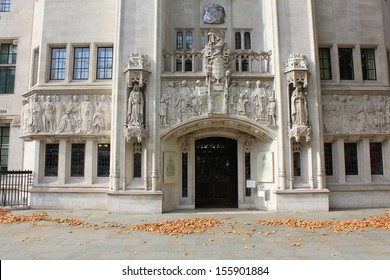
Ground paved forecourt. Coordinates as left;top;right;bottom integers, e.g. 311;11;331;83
0;208;390;260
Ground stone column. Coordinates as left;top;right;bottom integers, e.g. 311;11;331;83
109;0;124;191
336;139;345;184
58;139;67;185
84;139;94;185
361;139;371;183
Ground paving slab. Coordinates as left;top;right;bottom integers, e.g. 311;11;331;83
1;208;390;260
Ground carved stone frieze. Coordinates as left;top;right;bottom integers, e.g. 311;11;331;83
322;94;390;134
21;94;112;137
160;79;277;126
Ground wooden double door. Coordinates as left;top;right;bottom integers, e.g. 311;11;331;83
195;137;238;208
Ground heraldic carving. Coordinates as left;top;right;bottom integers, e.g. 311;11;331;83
202;3;226;24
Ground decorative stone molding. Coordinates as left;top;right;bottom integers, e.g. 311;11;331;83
284;53;309;87
124;125;149;143
202;3;226;24
125;53;151;88
20;94;112;139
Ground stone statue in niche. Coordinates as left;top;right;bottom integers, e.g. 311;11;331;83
43;95;56;133
202;3;226;24
127;83;144;127
238;81;251;115
291;82;308;126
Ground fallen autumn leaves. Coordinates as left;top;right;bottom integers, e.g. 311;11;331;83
0;207;97;228
257;212;390;232
129;218;224;236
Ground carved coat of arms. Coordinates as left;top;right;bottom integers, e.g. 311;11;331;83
202;4;226;24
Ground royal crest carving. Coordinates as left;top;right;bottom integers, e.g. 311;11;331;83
202;3;226;24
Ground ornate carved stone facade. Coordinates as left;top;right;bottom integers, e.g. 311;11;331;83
3;0;390;214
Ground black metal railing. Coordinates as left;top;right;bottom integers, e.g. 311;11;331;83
0;170;33;207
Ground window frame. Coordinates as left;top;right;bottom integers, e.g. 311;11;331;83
44;143;59;177
97;143;110;177
50;47;67;80
370;142;383;175
0;126;9;171
0;43;17;94
361;48;377;81
324;142;334;176
338;47;355;80
344;142;358;175
70;143;85;177
319;47;332;80
73;47;90;80
0;0;11;12
96;46;113;80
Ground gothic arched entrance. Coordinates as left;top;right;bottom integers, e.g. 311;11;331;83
195;137;238;208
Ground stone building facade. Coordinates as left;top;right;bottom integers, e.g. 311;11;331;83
1;0;390;212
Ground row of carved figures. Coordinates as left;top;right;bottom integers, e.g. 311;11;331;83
159;80;277;126
21;94;112;135
323;94;390;133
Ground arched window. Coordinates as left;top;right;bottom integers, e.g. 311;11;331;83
185;59;192;72
244;32;251;49
176;32;183;49
293;152;301;177
242;59;249;72
176;58;182;72
133;142;142;178
186;32;193;49
235;32;241;50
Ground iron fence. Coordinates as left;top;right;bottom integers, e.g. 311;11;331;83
0;170;33;207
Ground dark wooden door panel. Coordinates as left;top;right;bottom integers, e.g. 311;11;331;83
195;137;237;208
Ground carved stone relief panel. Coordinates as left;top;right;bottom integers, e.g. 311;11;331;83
322;94;390;134
160;79;276;127
21;94;112;136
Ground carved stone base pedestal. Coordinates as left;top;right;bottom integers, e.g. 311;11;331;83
274;189;329;212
